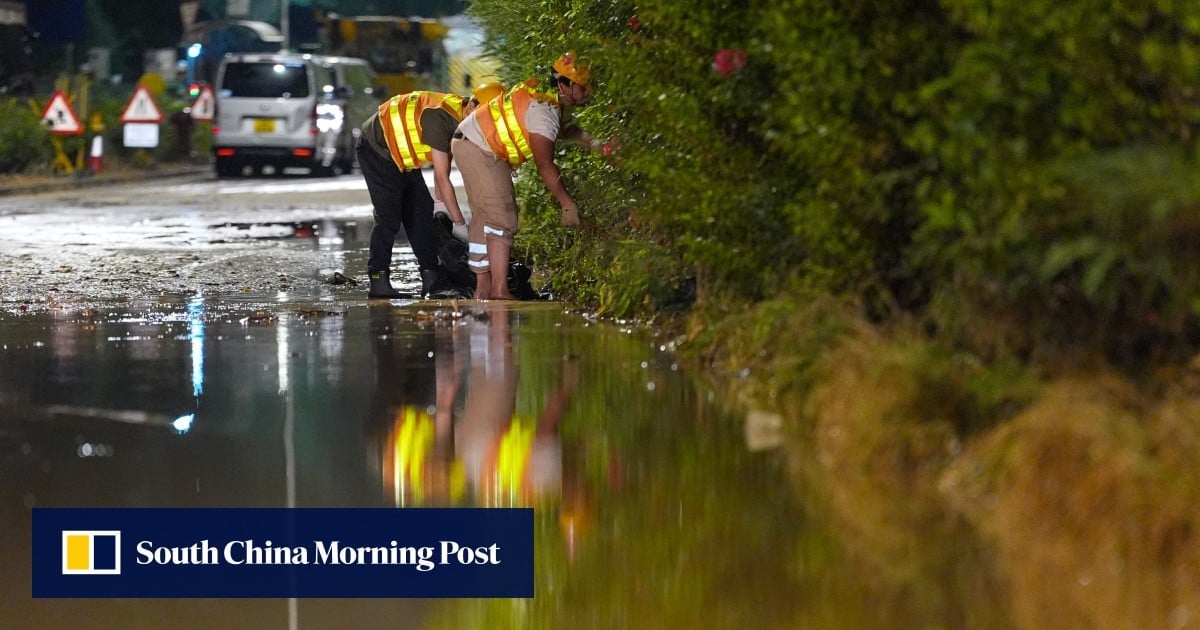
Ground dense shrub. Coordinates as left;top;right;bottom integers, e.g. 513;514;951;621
902;1;1200;364
0;97;56;172
471;0;1200;362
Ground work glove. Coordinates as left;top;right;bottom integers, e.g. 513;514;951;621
561;206;581;228
433;201;470;242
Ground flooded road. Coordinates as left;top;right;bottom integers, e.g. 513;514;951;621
1;297;1012;629
0;175;1018;628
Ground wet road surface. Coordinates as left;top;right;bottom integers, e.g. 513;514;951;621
0;174;1017;629
0;172;423;307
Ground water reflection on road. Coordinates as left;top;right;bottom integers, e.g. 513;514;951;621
0;298;1010;629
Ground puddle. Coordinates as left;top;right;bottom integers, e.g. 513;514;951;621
0;300;1012;629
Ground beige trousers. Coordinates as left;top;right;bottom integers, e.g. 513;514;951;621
452;137;518;274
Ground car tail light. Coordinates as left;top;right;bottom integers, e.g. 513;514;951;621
216;148;236;157
292;148;314;158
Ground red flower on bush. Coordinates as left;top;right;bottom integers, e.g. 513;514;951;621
626;209;638;229
712;48;748;77
628;15;641;31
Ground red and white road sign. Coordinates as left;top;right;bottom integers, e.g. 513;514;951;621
191;85;215;121
40;91;84;136
120;85;164;124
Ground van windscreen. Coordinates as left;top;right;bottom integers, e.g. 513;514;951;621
222;62;310;98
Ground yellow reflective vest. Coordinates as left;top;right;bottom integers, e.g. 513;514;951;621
474;80;560;167
377;91;466;171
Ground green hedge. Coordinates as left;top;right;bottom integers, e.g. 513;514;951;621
469;0;1200;366
0;98;56;172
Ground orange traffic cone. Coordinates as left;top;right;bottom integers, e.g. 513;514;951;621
88;135;104;173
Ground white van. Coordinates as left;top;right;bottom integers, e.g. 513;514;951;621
212;53;384;177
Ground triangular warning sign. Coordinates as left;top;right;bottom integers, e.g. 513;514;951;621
191;86;215;121
120;85;164;123
40;91;84;136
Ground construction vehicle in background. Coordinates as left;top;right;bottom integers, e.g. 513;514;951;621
326;15;450;97
324;14;502;99
439;14;502;97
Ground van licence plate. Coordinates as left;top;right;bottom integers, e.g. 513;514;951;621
253;119;276;133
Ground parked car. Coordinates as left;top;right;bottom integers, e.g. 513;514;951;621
212;52;385;177
311;55;386;176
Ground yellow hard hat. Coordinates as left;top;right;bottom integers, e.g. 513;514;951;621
472;81;505;105
552;51;590;87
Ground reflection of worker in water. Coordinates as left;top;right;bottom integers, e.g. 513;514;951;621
378;303;581;516
457;304;578;507
369;305;464;506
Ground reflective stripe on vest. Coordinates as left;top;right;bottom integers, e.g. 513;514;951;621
477;416;536;507
476;81;558;167
392;406;434;506
378;92;465;171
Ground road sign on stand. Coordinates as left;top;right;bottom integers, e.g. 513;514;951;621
191;85;215;121
120;84;164;149
123;123;160;149
120;85;164;124
40;91;84;136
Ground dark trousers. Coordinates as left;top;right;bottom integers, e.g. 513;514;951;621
358;140;440;274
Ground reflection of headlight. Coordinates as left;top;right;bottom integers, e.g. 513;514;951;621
77;442;115;457
172;413;195;434
316;103;345;133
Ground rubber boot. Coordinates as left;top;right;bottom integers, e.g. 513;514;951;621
420;268;459;299
367;270;405;299
420;267;444;300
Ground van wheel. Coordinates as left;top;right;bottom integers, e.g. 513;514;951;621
215;158;240;179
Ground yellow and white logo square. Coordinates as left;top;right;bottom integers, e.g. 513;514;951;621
61;530;121;575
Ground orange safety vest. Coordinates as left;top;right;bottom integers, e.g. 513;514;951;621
378;91;466;171
478;416;537;507
475;80;560;167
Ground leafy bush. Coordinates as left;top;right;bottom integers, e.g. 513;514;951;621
931;146;1200;365
469;0;1200;364
902;2;1200;363
0;97;56;173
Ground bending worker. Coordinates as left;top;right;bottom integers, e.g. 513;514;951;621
358;82;506;299
451;52;596;300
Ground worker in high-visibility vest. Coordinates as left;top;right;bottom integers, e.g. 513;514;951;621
358;81;506;299
451;52;598;300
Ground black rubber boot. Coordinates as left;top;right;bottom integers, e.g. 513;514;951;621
421;268;462;299
367;270;406;299
420;268;442;299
